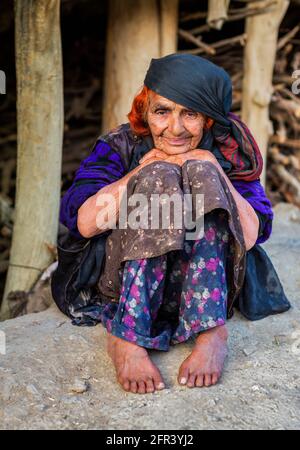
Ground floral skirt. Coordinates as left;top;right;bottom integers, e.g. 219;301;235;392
98;209;229;351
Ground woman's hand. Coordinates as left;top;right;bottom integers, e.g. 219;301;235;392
166;149;222;170
139;148;221;170
139;148;169;166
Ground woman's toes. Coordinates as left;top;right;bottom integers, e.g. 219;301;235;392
130;380;138;393
187;374;196;388
178;367;189;385
211;372;219;385
195;375;204;387
117;375;127;389
154;381;165;391
137;381;146;394
146;379;155;393
122;379;131;392
204;374;212;387
137;380;146;394
153;375;165;391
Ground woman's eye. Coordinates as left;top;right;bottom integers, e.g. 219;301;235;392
185;111;197;118
155;110;167;115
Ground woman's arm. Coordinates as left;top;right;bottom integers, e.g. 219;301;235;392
60;140;126;239
230;179;273;245
77;153;164;238
218;172;260;251
77;166;140;238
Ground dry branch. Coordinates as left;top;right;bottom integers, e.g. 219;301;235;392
183;34;247;55
178;29;216;55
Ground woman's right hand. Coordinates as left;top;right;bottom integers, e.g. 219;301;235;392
124;148;168;183
138;148;168;167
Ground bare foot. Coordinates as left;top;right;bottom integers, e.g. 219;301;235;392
178;325;228;388
107;334;165;394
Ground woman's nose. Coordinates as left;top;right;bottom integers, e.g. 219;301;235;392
168;114;185;136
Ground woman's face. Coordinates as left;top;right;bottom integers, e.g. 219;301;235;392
146;92;206;155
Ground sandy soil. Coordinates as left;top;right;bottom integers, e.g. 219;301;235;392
0;203;299;430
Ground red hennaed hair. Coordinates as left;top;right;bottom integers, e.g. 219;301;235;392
127;85;214;136
127;85;152;136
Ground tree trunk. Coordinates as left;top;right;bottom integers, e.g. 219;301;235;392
102;0;179;132
207;0;230;30
160;0;179;56
1;0;63;320
102;0;161;132
242;0;289;186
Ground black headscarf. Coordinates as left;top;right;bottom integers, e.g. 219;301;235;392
145;53;232;126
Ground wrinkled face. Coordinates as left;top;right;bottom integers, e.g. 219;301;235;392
147;91;206;155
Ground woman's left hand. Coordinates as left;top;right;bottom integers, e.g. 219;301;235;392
139;148;169;165
139;148;223;172
165;149;221;170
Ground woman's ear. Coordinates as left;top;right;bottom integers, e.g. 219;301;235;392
204;117;214;130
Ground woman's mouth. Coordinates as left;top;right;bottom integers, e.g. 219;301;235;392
164;137;191;146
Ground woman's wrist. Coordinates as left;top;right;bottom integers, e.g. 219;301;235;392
222;174;259;249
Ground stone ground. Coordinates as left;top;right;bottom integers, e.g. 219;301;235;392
0;203;299;430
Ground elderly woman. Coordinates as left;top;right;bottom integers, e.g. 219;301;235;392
54;54;288;395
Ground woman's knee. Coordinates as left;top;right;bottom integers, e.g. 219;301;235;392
132;161;182;194
184;159;220;179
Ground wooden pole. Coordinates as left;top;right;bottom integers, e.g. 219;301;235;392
242;0;289;186
207;0;230;30
102;0;179;132
160;0;179;56
102;0;161;133
1;0;63;320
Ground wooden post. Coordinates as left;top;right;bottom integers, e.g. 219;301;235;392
160;0;179;56
207;0;230;30
102;0;161;132
102;0;179;132
242;0;289;185
1;0;63;320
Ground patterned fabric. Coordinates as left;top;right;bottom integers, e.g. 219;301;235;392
98;209;229;351
199;112;264;182
217;112;263;181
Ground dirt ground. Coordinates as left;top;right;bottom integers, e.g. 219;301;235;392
0;203;299;430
